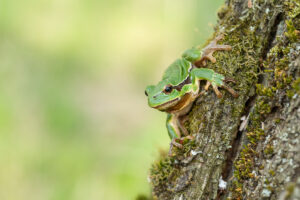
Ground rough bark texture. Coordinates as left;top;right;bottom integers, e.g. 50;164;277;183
149;0;300;199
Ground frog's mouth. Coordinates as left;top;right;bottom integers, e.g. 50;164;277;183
153;98;180;111
153;92;193;113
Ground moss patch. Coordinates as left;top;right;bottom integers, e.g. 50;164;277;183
230;4;300;199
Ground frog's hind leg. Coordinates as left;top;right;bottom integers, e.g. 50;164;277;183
195;35;232;66
167;114;183;155
221;78;239;97
177;114;190;136
167;113;195;156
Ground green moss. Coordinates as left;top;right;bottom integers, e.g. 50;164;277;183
274;118;281;123
149;154;179;198
217;4;230;20
287;78;300;98
285;183;296;199
150;155;174;187
209;5;263;200
264;144;274;155
269;170;275;176
247;130;265;144
284;1;300;18
231;5;300;198
231;180;243;200
256;99;271;115
233;129;263;182
292;78;300;91
256;84;275;97
286;89;296;98
264;178;270;185
149;138;197;197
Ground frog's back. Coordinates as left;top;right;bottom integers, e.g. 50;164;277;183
162;58;192;86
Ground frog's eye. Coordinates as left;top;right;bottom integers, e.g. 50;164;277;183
144;90;148;96
163;85;173;94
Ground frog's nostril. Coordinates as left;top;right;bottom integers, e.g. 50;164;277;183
145;90;148;96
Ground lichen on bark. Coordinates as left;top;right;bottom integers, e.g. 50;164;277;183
148;0;300;199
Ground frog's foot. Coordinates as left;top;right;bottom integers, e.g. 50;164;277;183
204;80;238;98
169;139;183;156
196;35;232;66
168;135;195;156
223;78;239;98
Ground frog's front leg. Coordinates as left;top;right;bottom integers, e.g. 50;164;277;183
195;35;232;66
190;68;238;98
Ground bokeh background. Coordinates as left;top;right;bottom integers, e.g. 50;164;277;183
0;0;223;199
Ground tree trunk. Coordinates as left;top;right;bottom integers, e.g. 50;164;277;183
149;0;300;199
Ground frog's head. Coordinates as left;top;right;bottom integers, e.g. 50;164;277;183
145;80;182;112
145;59;192;112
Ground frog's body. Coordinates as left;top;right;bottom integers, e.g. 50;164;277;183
145;35;238;155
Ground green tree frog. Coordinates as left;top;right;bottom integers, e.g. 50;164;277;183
145;35;238;155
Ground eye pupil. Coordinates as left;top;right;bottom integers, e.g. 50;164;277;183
164;86;172;93
145;90;148;96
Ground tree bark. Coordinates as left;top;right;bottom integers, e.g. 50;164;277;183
149;0;300;199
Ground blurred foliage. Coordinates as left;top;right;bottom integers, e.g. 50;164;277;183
0;0;222;199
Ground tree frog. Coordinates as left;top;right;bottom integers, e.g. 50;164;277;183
145;35;238;155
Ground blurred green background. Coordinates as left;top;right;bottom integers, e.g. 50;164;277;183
0;0;223;199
